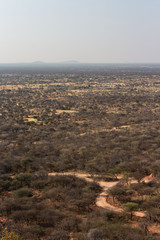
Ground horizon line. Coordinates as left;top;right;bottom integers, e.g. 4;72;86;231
0;61;160;65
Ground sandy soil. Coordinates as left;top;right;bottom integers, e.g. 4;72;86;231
55;110;78;115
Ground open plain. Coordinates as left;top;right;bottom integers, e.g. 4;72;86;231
0;65;160;239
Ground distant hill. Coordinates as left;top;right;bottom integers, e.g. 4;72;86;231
32;61;45;64
62;60;80;64
0;62;160;74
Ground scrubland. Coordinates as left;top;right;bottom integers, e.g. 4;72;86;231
0;66;160;239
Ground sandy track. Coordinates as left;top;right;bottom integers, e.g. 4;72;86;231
49;172;146;217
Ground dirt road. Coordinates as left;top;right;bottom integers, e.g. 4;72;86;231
49;171;146;217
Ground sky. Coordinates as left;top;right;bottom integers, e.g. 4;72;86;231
0;0;160;63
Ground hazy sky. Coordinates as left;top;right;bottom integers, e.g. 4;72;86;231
0;0;160;63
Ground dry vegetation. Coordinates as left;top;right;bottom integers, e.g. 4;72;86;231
0;66;160;239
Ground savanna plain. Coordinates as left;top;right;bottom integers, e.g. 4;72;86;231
0;66;160;240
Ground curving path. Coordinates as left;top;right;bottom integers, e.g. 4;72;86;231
49;172;146;218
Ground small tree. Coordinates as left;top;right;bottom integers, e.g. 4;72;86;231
108;166;122;179
20;158;32;172
122;172;131;185
108;186;126;202
124;202;139;220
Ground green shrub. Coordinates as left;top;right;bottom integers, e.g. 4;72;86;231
13;188;33;198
